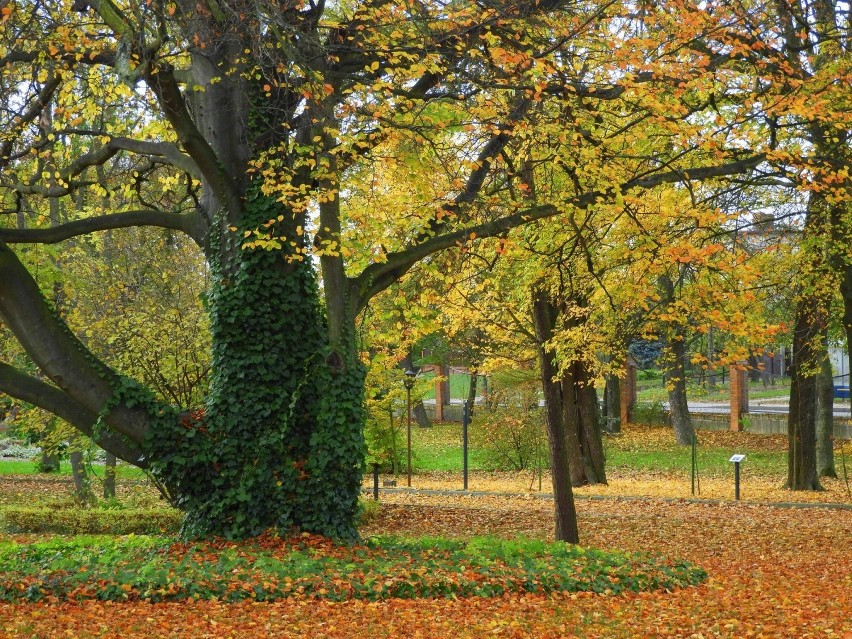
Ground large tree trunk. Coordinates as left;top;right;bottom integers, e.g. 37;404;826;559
787;302;824;490
531;287;579;544
147;187;365;539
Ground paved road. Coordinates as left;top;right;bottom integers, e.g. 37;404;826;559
675;400;852;418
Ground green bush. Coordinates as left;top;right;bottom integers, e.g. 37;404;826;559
475;404;547;471
0;506;182;535
473;369;547;471
357;498;381;525
631;400;669;426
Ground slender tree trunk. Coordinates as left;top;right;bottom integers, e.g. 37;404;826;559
576;363;606;484
466;369;479;420
603;374;621;434
816;342;837;478
665;335;695;445
69;448;94;505
843;264;852;396
103;452;117;500
39;450;59;473
658;274;695;445
747;355;761;382
531;287;579;544
560;372;589;486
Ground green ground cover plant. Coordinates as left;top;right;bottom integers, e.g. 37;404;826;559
0;532;706;603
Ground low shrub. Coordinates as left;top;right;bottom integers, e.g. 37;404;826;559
358;498;381;525
0;532;707;603
475;404;547;471
473;368;548;471
0;506;182;535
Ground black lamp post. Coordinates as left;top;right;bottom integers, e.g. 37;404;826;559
403;369;417;488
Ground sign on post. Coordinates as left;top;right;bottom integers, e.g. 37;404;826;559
729;454;746;500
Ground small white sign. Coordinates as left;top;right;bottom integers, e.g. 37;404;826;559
729;454;746;463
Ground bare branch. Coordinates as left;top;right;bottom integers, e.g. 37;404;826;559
109;137;201;177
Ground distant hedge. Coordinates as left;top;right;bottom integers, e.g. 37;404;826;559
0;506;182;535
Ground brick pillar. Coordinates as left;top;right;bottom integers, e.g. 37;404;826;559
433;365;449;422
620;361;636;426
729;365;749;431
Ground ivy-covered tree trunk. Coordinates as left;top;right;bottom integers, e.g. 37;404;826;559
146;191;365;539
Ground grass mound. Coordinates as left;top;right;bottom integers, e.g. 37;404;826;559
0;532;705;603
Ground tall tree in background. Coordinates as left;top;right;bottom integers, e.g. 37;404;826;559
770;0;851;490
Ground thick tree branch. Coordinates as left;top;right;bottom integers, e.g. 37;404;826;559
0;209;205;247
0;362;148;466
351;154;767;312
0;241;163;447
145;65;240;211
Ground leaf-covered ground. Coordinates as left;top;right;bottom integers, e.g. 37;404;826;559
1;493;849;638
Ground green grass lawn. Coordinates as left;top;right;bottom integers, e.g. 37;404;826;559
603;446;786;477
409;422;490;472
419;371;486;401
0;459;145;479
636;378;792;403
405;420;789;478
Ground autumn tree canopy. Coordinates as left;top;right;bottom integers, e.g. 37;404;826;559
0;0;848;538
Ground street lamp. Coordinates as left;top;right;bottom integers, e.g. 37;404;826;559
403;368;417;488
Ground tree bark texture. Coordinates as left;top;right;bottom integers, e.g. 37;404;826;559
787;303;824;490
665;335;695;446
603;374;621;434
816;344;837;478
